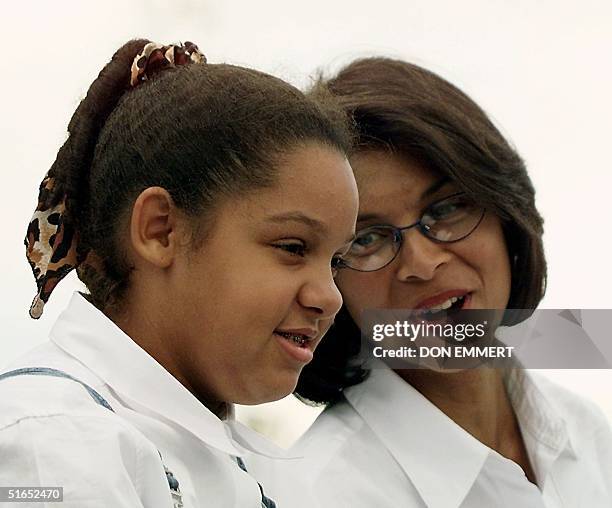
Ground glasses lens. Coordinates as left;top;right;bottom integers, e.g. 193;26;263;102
421;194;484;242
344;226;398;271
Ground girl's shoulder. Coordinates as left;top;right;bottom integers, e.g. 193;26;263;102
0;341;116;428
0;340;162;463
0;346;173;507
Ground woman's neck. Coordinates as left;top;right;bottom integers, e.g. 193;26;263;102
395;368;537;484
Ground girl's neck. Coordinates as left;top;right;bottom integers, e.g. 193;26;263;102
105;301;229;420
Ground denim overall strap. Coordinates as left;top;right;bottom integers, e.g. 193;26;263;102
0;367;184;508
0;367;113;409
235;455;277;508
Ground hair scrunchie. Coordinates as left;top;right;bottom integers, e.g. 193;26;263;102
25;40;206;319
130;41;205;87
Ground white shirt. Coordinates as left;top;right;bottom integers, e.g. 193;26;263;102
0;291;284;508
251;364;612;507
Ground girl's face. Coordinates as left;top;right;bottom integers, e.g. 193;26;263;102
167;143;358;405
336;150;511;326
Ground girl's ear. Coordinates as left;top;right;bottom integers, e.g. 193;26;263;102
128;187;183;269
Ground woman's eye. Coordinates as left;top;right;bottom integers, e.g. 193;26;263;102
274;242;307;257
331;256;344;268
430;203;458;219
331;256;348;278
355;233;376;246
428;197;472;221
355;231;385;247
330;256;346;277
349;230;388;256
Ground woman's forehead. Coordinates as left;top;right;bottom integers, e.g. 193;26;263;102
350;150;452;208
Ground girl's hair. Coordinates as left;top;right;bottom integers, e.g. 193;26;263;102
40;39;351;314
296;57;547;405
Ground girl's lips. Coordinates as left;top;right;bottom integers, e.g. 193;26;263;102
274;332;315;364
274;328;317;340
414;290;472;310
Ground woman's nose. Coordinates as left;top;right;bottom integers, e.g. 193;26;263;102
394;228;452;282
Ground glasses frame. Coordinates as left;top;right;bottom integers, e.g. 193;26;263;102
339;192;486;273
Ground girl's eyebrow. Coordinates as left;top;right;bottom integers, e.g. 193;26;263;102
266;211;324;231
265;211;355;243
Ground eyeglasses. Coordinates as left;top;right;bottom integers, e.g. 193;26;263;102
339;192;486;272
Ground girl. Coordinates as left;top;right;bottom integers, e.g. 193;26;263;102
0;39;358;507
255;57;612;507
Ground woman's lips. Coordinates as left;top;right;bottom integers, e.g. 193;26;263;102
414;289;472;310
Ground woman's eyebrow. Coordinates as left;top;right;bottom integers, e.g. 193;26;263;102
356;212;382;224
421;176;451;200
357;177;452;224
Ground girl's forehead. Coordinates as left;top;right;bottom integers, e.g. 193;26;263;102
230;143;358;235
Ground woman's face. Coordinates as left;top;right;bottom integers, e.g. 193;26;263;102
336;150;511;325
167;143;358;405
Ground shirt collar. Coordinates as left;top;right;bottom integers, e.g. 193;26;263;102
343;363;490;508
49;291;289;459
503;367;577;485
343;363;577;508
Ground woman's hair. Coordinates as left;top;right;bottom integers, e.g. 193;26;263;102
41;39;351;313
296;57;547;405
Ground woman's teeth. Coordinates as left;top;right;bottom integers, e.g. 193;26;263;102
419;295;466;315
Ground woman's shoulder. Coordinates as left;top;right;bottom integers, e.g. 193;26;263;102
290;397;388;476
528;371;611;435
298;398;366;447
254;399;408;508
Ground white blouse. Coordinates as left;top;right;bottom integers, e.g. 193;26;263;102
0;291;284;508
251;364;612;507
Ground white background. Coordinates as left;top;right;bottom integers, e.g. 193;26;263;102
1;0;611;446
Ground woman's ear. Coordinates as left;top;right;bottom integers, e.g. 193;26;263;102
129;187;182;269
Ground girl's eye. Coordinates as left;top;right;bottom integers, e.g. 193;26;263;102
274;242;307;257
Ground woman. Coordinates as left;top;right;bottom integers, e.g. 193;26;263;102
0;39;358;507
253;57;612;507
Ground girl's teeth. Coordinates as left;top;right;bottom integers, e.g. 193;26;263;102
277;332;308;346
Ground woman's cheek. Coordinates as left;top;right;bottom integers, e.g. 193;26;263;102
341;294;368;328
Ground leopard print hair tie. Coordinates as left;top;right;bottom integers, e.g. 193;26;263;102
130;41;205;87
25;40;206;319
